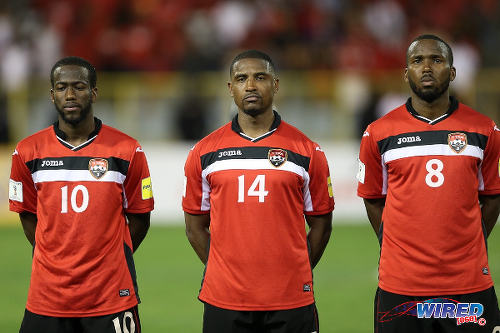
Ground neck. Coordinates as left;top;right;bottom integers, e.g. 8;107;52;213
58;114;95;146
410;92;450;120
237;109;275;139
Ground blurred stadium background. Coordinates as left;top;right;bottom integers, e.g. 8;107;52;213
0;0;499;332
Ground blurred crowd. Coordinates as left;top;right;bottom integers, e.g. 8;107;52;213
1;0;499;80
0;0;499;142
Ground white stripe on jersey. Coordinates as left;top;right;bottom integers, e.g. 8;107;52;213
32;170;126;184
382;144;483;164
200;158;313;211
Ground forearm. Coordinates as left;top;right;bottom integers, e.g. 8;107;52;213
363;198;386;236
19;211;37;246
184;213;211;264
186;225;210;264
127;212;151;252
306;213;332;269
479;194;500;237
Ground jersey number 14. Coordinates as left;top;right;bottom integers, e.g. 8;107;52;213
238;175;269;202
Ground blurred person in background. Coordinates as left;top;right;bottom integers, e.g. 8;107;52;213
357;34;500;332
183;50;334;332
8;56;154;333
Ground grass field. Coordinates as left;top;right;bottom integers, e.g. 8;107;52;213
1;223;499;332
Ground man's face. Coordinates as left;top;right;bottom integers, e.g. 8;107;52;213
51;65;97;126
228;58;278;117
405;39;455;103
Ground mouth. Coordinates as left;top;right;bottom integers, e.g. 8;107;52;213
63;104;81;111
244;94;260;103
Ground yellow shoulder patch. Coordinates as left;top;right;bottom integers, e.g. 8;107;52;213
142;177;153;200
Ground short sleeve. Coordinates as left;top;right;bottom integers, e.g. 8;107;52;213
357;126;386;198
9;147;37;214
182;145;208;214
123;145;154;213
304;143;334;215
479;122;500;195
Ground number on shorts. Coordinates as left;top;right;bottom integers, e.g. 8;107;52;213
112;311;135;333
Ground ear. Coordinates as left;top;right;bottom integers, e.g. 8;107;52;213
403;68;409;83
91;87;98;103
273;78;279;94
450;66;456;82
228;81;233;97
50;89;55;103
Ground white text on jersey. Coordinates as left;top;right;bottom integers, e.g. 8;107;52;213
397;136;422;144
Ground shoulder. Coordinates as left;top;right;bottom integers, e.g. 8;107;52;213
15;126;53;153
455;103;496;128
278;120;316;145
189;122;233;154
100;124;141;145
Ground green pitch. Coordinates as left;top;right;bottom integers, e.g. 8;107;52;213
1;223;499;332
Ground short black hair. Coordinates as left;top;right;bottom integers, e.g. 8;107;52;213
229;50;277;77
50;56;97;88
407;34;454;66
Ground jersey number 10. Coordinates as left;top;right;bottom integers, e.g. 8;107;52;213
60;185;89;213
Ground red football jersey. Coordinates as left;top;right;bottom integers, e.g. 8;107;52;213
9;119;154;317
183;113;334;310
357;98;500;295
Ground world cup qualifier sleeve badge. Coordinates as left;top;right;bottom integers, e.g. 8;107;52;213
268;148;287;167
448;132;467;153
88;158;108;179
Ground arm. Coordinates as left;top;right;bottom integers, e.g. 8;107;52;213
479;194;500;237
305;212;332;269
184;212;210;264
19;211;37;246
363;197;386;236
126;212;151;252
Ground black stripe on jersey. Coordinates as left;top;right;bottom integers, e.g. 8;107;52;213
377;130;488;155
25;156;130;175
200;146;311;171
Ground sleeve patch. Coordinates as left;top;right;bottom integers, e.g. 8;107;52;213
327;176;333;198
141;177;153;200
9;179;23;202
357;158;366;184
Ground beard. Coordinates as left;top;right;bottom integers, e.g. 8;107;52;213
408;75;450;103
242;106;266;117
56;102;92;126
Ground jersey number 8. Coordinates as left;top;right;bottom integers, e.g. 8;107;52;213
425;159;444;188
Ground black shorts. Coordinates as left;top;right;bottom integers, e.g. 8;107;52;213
203;302;319;333
375;287;500;333
19;306;141;333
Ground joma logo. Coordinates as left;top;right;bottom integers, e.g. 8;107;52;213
41;160;63;167
397;136;421;144
218;150;242;158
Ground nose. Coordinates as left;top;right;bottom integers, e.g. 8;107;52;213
245;77;256;91
422;59;432;72
65;87;76;99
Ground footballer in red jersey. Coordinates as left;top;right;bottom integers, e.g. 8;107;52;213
358;35;500;333
183;50;334;333
9;57;153;333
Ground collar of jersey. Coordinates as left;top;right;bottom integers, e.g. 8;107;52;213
405;96;459;125
52;117;102;151
231;110;281;142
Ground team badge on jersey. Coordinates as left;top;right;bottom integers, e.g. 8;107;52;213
268;148;287;167
448;132;467;154
88;158;108;179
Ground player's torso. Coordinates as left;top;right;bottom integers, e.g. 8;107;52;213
197;123;317;309
373;105;493;294
21;127;139;315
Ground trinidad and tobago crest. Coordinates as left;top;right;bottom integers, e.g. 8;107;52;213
448;132;467;153
268;148;287;167
88;158;108;179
